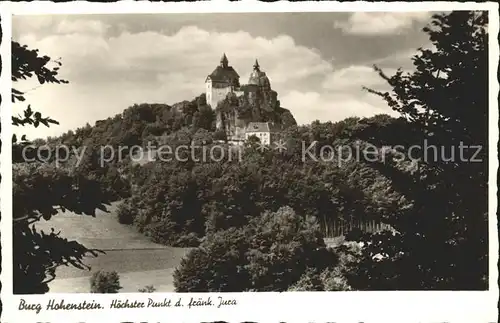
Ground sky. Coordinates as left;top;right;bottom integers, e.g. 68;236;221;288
12;12;435;139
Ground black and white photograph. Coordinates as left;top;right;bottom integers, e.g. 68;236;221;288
1;2;498;322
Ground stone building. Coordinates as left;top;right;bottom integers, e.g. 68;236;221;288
205;53;240;109
245;122;277;145
205;53;295;143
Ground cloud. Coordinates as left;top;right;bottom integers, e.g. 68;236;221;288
12;15;55;36
335;12;431;35
368;41;436;73
369;48;417;69
12;16;404;139
56;19;110;35
18;24;332;88
19;32;110;63
281;90;397;125
322;65;395;91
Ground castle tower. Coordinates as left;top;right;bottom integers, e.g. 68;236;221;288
248;58;270;89
253;59;260;71
206;53;240;110
220;53;229;68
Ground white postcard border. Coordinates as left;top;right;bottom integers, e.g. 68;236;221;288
1;1;498;322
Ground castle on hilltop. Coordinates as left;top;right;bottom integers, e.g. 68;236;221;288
205;53;271;109
206;53;291;144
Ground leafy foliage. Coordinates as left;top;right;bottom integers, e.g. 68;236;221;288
116;199;134;225
11;42;67;129
349;11;489;290
11;41;111;294
161;11;487;291
173;206;337;292
10;10;487;293
90;270;122;293
121;128;402;248
138;285;157;293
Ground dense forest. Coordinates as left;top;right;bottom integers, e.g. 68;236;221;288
12;11;488;293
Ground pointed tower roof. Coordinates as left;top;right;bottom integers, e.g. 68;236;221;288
220;53;229;67
206;53;240;84
253;59;260;71
248;58;270;88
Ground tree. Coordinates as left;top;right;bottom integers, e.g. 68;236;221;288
193;104;215;131
116;199;134;225
138;285;156;293
192;128;214;146
213;129;227;141
10;41;110;294
90;270;122;293
353;11;489;290
173;206;338;292
11;41;66;129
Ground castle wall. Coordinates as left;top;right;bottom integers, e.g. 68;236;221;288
233;126;246;141
206;81;212;107
208;58;295;142
206;80;233;109
215;111;224;130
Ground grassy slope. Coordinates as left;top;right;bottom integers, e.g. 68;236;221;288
34;201;190;293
